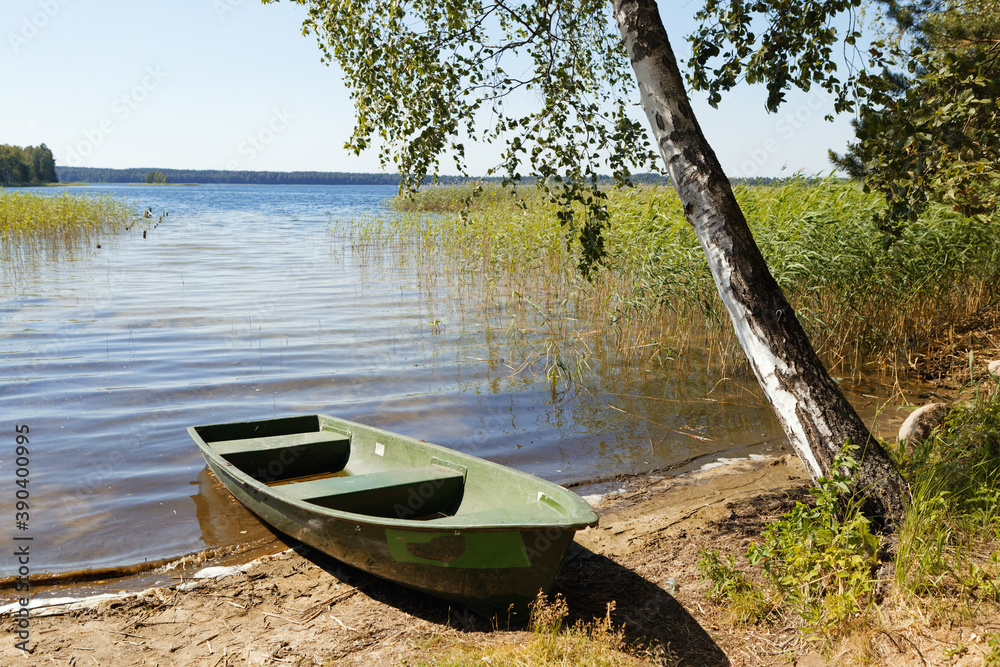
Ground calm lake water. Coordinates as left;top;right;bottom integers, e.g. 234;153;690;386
0;183;899;582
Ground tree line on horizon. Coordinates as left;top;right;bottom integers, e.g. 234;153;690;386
55;167;412;186
53;166;668;186
56;166;802;187
0;144;58;185
18;163;805;189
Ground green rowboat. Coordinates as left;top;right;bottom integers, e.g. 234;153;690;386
188;414;599;612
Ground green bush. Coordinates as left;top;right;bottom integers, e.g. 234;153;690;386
895;387;1000;607
696;549;772;625
745;444;879;640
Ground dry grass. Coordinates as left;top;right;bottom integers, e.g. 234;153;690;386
415;594;665;666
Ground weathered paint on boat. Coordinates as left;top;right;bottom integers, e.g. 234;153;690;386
188;414;598;612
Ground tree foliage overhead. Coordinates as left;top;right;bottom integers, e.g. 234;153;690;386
688;0;867;113
268;0;659;274
687;0;1000;234
833;0;1000;232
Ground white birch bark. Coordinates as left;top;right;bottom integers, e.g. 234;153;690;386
612;0;906;524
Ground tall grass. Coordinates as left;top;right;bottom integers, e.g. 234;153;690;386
381;180;1000;380
1;189;136;269
894;386;1000;613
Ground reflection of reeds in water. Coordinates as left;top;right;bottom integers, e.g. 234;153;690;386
1;190;136;272
336;179;1000;383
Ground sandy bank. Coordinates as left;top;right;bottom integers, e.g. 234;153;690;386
1;454;815;665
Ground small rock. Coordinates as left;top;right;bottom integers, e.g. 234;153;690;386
988;360;1000;377
898;403;950;447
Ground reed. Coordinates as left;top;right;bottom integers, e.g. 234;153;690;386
392;181;540;214
386;180;1000;380
0;189;136;268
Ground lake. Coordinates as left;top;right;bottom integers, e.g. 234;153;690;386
1;183;882;583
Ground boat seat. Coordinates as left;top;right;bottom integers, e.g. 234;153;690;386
280;465;465;519
427;502;565;527
212;431;349;456
213;431;351;483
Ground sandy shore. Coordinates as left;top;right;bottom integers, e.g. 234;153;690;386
4;444;997;665
1;453;820;666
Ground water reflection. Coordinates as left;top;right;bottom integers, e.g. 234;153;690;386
190;467;275;550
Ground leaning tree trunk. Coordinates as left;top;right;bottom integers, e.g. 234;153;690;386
612;0;906;528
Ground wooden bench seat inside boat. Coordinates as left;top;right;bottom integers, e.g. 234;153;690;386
213;431;351;483
280;465;465;519
426;501;566;526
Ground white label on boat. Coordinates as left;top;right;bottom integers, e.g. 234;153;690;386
374;442;385;457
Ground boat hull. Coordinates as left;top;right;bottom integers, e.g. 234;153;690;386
189;414;597;612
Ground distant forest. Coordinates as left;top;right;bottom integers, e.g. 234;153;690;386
50;165;793;188
55;167;407;186
0;144;58;185
55;166;679;186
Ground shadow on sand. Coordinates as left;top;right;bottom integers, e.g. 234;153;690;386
288;535;729;665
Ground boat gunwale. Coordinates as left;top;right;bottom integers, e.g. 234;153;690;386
188;415;599;532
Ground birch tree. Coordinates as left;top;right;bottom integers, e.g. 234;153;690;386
271;0;908;526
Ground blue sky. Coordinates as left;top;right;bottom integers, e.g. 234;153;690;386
1;0;857;178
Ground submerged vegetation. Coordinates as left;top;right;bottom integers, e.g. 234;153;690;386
380;180;1000;382
0;189;136;269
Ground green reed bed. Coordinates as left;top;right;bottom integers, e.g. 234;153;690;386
393;181;539;214
337;204;596;390
0;189;136;267
387;180;1000;380
739;182;1000;375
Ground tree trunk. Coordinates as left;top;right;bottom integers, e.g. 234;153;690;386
612;0;907;528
